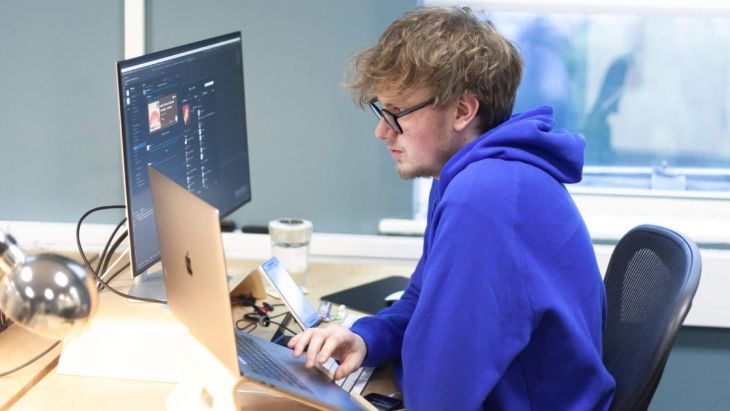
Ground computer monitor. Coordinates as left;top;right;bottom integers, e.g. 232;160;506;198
116;32;251;298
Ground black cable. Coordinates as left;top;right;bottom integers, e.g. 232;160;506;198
236;319;257;332
97;226;130;292
99;230;128;281
268;320;299;336
268;311;291;320
88;253;100;267
96;218;127;276
0;311;10;333
106;262;129;284
76;205;165;304
0;340;61;377
97;262;130;292
234;306;300;337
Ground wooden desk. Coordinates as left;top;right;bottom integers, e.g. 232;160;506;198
0;325;60;411
7;259;411;410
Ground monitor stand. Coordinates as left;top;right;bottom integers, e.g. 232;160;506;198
127;268;251;303
127;269;167;302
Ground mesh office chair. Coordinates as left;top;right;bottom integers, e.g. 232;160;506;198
603;224;701;411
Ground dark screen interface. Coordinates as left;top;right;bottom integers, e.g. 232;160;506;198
118;33;251;275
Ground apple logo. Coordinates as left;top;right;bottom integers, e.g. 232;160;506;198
185;252;193;276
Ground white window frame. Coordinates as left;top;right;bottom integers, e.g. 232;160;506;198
427;0;730;16
124;0;145;59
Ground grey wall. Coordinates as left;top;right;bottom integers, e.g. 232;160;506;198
0;0;417;233
0;1;126;224
2;1;730;409
650;327;730;410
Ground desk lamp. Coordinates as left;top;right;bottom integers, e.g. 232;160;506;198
0;229;98;340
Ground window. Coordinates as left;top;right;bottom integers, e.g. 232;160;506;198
398;1;730;244
479;5;730;194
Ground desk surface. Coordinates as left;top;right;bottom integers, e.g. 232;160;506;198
0;325;60;410
4;259;411;410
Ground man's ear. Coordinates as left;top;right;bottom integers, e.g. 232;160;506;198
453;93;480;132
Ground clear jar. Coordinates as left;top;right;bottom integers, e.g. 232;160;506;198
268;218;313;293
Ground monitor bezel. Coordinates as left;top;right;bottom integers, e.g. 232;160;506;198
116;31;250;277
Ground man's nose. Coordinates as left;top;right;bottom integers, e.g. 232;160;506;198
374;117;397;141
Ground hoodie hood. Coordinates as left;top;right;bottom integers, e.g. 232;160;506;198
439;106;585;194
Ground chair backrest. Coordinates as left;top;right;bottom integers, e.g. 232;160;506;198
603;224;702;411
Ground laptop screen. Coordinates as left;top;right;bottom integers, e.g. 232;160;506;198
260;257;321;329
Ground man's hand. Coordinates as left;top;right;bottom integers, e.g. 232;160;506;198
288;324;367;380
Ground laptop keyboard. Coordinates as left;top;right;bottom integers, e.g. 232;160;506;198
235;332;312;393
325;312;374;394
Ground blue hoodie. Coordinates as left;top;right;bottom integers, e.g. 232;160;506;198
350;106;616;410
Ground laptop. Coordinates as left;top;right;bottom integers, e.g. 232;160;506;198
148;166;366;411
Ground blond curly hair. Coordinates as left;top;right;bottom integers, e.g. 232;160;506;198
346;6;523;133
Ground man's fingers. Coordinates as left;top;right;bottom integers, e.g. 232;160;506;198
287;334;299;349
317;333;343;364
305;333;326;367
289;325;352;367
333;351;365;380
292;330;312;357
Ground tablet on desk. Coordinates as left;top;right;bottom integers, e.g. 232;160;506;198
321;276;410;315
257;257;321;329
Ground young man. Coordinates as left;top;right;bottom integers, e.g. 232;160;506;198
289;6;615;410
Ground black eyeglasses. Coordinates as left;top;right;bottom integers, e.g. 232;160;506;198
369;98;435;134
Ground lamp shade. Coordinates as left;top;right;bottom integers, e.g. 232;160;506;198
0;230;98;340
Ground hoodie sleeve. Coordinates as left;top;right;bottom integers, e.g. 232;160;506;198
349;256;424;367
399;164;535;410
349;181;440;367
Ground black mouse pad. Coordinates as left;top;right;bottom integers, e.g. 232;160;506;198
321;275;410;315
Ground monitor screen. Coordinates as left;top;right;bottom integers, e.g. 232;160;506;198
117;32;251;277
